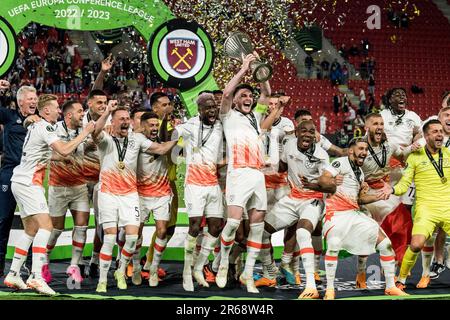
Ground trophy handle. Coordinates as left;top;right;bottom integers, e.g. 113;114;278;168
250;60;273;83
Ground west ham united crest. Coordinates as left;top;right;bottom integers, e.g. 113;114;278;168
167;38;198;75
147;19;214;90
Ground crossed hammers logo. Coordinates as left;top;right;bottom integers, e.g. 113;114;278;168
171;47;193;69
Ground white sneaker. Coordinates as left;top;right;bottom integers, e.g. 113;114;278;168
193;270;209;287
215;264;229;288
239;273;259;294
4;272;28;290
132;266;142;286
148;266;159;287
26;275;56;296
182;268;194;292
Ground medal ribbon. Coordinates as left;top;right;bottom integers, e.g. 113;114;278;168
349;157;362;185
368;143;387;168
112;136;128;163
62;121;79;153
425;147;445;181
197;116;215;149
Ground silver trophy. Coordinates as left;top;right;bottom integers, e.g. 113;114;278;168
224;32;273;83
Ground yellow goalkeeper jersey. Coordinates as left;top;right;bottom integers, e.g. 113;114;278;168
394;146;450;209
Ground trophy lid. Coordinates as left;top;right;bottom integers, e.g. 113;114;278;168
224;31;255;61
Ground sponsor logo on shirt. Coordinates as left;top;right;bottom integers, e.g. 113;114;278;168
332;161;341;168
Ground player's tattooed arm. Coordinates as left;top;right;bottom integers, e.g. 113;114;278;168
257;70;271;106
328;144;348;157
146;139;178;155
92;53;114;91
92;99;117;142
358;182;384;204
51;122;95;157
299;175;322;191
318;171;341;193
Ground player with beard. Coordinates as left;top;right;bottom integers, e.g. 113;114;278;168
144;92;178;280
92;104;177;293
83;89;110;278
215;53;281;293
170;93;224;291
126;112;174;286
258;120;329;298
4;94;95;295
379;120;450;292
357;113;418;288
319;138;406;299
44;101;91;284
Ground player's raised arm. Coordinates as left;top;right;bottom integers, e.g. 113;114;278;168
92;99;117;141
257;77;271;106
358;182;384;204
146;139;178;155
51;121;95;157
261;95;289;130
92;53;114;91
221;53;256;114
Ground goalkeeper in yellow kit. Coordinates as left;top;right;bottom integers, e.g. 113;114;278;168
380;119;450;291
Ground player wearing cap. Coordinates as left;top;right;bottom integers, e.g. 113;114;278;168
4;94;94;295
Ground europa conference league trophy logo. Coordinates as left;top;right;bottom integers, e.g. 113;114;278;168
0;17;17;78
224;31;273;83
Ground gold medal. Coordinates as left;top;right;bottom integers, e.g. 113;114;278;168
442;177;447;184
118;161;125;170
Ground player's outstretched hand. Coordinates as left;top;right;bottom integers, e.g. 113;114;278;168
104;125;113;135
84;121;96;134
377;180;393;200
102;53;115;72
23;115;42;129
334;174;344;186
241;53;256;72
410;141;421;152
107;99;118;113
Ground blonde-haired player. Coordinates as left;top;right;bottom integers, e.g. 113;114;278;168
4;94;94;295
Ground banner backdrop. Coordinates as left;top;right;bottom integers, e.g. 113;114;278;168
0;0;218;115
